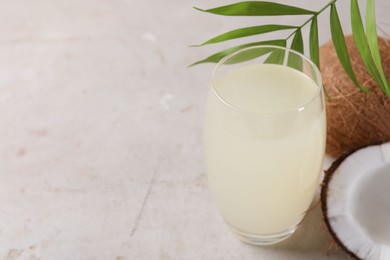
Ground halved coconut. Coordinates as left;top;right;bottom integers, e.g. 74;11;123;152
321;142;390;260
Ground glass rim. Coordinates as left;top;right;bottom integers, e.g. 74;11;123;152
211;45;323;117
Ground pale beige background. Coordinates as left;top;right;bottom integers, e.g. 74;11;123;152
0;0;388;259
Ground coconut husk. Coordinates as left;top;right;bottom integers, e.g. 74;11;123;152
320;35;390;157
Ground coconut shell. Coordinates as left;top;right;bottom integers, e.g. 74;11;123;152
321;146;363;260
321;141;388;260
320;35;390;157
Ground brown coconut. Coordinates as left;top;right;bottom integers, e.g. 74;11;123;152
320;35;390;157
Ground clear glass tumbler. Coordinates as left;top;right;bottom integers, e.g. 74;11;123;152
203;45;326;245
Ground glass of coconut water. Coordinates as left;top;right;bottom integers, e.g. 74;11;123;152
203;45;326;245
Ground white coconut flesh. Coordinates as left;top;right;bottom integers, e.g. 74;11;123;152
322;142;390;260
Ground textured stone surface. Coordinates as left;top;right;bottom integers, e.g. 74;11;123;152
0;0;388;259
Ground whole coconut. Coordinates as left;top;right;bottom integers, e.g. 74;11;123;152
320;35;390;157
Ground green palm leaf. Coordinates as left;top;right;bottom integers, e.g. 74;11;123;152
351;0;386;93
194;24;296;46
264;41;287;64
290;29;304;54
189;40;286;67
190;0;388;97
330;3;367;92
309;16;320;69
194;2;316;16
288;29;303;70
365;0;390;96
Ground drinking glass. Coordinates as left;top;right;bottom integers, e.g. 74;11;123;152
203;45;326;245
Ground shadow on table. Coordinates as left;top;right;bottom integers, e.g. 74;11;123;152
243;203;347;258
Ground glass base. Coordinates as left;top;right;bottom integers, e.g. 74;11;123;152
229;225;297;246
